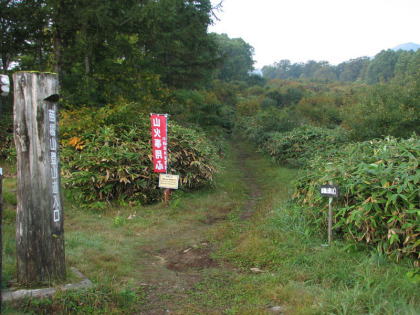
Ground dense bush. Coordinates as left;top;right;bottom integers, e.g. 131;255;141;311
172;89;233;129
237;107;305;146
262;125;348;168
341;84;420;141
0;115;14;160
293;135;420;263
60;104;220;205
297;95;342;127
247;79;419;143
235;97;261;118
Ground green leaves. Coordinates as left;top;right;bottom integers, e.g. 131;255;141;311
60;105;220;205
262;125;348;168
214;33;255;82
293;135;420;263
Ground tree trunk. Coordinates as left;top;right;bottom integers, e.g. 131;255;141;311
13;72;66;285
37;38;44;72
53;35;65;91
85;55;90;75
53;35;61;77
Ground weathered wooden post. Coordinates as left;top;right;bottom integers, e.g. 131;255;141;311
13;72;66;285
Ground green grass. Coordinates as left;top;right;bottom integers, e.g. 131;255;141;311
1;137;419;314
185;140;420;314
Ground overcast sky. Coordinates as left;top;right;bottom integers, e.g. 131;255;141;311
209;0;420;68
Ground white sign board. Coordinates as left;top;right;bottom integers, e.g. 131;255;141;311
159;174;179;189
319;185;339;198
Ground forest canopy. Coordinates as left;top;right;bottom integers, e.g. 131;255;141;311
262;48;420;84
1;0;234;104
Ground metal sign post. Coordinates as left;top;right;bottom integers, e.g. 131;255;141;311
319;183;339;244
328;197;333;244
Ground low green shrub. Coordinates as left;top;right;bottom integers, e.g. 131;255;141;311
297;95;342;127
60;105;220;205
293;135;420;263
171;89;232;129
235;96;261;118
236;107;305;146
262;125;348;168
4;283;144;314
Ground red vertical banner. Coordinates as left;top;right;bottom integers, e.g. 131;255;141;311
151;114;167;173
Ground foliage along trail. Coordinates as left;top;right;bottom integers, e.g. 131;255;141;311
5;134;418;313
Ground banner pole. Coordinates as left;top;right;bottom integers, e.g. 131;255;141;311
151;113;171;206
165;114;170;206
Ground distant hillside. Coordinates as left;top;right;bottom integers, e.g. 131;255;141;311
391;42;420;52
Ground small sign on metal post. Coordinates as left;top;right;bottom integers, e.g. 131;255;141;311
320;183;339;245
319;185;339;198
159;174;179;190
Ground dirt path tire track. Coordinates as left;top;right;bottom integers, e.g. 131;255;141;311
232;136;263;221
136;136;262;314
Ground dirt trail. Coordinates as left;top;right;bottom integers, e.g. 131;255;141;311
137;244;220;314
136;138;262;314
233;139;263;221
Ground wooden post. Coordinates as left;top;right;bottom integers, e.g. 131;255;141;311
13;72;66;285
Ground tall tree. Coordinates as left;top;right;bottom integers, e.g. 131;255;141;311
313;64;336;81
393;50;416;84
0;0;47;114
0;0;45;73
406;49;420;82
365;49;399;84
272;60;293;80
301;60;328;79
261;60;302;80
214;33;254;82
337;57;369;82
141;0;219;88
261;64;277;80
9;0;220;105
